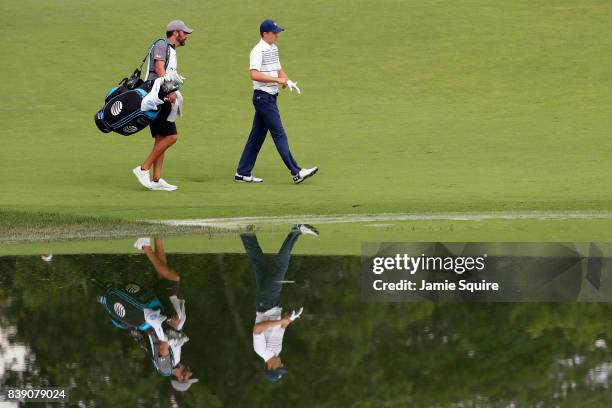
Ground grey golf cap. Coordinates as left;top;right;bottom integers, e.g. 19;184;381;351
171;378;199;392
167;20;194;34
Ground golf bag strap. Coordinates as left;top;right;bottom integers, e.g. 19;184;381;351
139;38;171;72
119;39;171;86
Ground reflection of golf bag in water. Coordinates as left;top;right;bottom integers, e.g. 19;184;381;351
97;281;185;376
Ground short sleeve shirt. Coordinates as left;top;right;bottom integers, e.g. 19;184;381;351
145;39;174;81
249;39;282;95
252;306;285;361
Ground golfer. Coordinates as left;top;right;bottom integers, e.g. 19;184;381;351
132;20;193;191
241;225;319;381
235;19;318;184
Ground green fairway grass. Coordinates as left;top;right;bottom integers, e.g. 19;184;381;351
2;0;612;230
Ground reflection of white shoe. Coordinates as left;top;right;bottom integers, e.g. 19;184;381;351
151;178;178;191
292;167;318;184
296;224;319;237
134;237;151;250
132;166;152;189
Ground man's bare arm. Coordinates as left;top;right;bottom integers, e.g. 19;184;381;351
278;69;288;88
250;69;288;85
154;60;176;102
253;317;291;334
154;60;166;77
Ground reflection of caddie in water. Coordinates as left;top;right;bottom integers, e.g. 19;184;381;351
241;224;319;381
133;236;198;392
96;236;197;392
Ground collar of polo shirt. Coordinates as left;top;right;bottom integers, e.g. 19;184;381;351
259;38;276;48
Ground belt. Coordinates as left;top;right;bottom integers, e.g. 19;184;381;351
254;89;278;97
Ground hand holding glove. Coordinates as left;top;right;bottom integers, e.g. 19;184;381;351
286;79;301;94
289;307;304;321
163;71;186;86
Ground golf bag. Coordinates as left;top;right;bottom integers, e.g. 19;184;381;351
94;79;170;136
97;281;164;331
94;39;173;136
96;281;183;376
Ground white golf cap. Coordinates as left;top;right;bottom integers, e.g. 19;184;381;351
166;20;194;34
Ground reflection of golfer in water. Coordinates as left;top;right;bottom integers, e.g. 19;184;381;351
241;224;318;382
133;236;198;392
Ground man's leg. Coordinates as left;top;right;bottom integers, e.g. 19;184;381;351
241;233;284;312
253;231;301;311
237;110;268;176
143;244;180;283
240;233;269;289
273;229;301;280
134;101;178;188
142;135;177;179
259;99;301;176
153;236;167;265
152;145;165;182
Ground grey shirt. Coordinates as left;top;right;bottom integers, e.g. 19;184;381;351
145;39;175;81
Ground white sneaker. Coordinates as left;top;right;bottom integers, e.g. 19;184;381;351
133;166;152;189
293;167;319;184
297;224;319;237
134;237;151;250
151;178;178;191
234;173;263;183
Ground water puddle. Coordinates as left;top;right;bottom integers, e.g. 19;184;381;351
1;226;612;406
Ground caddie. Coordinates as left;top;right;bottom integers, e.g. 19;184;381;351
132;20;193;191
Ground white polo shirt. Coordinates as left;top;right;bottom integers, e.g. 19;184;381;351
252;306;285;361
249;39;282;95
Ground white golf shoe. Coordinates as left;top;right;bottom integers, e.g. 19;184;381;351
151;178;178;191
234;173;263;183
293;167;319;184
296;224;319;236
134;237;151;250
132;166;152;189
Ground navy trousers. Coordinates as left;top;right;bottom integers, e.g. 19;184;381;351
237;90;301;176
240;231;301;313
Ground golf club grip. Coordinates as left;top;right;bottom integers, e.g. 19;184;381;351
158;85;179;99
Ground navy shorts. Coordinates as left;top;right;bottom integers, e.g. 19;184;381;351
149;101;177;137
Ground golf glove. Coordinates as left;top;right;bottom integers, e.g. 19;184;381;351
287;80;301;94
163;71;186;86
289;307;304;321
